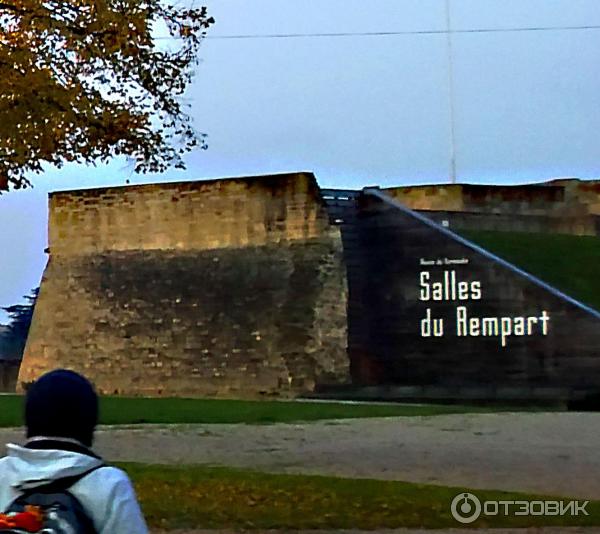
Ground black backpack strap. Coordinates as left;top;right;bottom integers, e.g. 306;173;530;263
21;464;106;496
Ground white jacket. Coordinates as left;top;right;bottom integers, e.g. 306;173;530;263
0;441;149;534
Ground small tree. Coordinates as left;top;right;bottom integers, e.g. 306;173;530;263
0;0;214;191
1;288;38;360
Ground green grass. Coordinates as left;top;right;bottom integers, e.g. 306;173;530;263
121;462;600;530
0;395;513;428
461;230;600;311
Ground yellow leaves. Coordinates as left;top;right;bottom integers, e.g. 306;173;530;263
0;0;214;191
39;135;57;158
125;460;519;531
131;470;348;529
179;25;192;38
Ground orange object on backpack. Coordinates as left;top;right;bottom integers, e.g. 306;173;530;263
0;505;44;532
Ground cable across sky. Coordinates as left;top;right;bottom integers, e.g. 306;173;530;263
201;25;600;40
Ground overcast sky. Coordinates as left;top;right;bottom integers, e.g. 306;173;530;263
1;0;600;320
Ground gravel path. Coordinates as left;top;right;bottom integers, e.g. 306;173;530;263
1;413;599;499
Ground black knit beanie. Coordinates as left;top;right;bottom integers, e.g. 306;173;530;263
25;369;99;448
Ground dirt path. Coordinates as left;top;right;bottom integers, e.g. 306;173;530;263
1;412;599;499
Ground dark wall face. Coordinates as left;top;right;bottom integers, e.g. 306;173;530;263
21;239;349;397
344;192;600;400
0;360;20;392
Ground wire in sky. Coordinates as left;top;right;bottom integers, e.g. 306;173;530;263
152;24;600;42
199;24;600;40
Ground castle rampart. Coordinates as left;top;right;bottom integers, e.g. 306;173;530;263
20;172;350;396
16;174;600;402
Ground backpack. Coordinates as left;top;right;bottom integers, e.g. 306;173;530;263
1;465;104;534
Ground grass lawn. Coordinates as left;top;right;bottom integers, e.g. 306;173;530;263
0;395;517;428
122;462;600;530
461;230;600;311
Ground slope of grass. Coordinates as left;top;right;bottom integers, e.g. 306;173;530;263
460;230;600;311
0;395;510;428
122;462;600;530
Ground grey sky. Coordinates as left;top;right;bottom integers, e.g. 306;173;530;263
1;0;600;319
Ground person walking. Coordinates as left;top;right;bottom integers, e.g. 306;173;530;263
0;369;148;533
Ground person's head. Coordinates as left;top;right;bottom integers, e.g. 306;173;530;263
25;369;99;448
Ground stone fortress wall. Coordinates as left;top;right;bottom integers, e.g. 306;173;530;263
19;173;349;396
386;179;600;236
16;173;600;399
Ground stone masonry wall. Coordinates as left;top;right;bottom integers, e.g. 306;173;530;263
385;183;567;215
20;173;350;396
385;180;600;236
48;173;330;255
421;210;599;236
